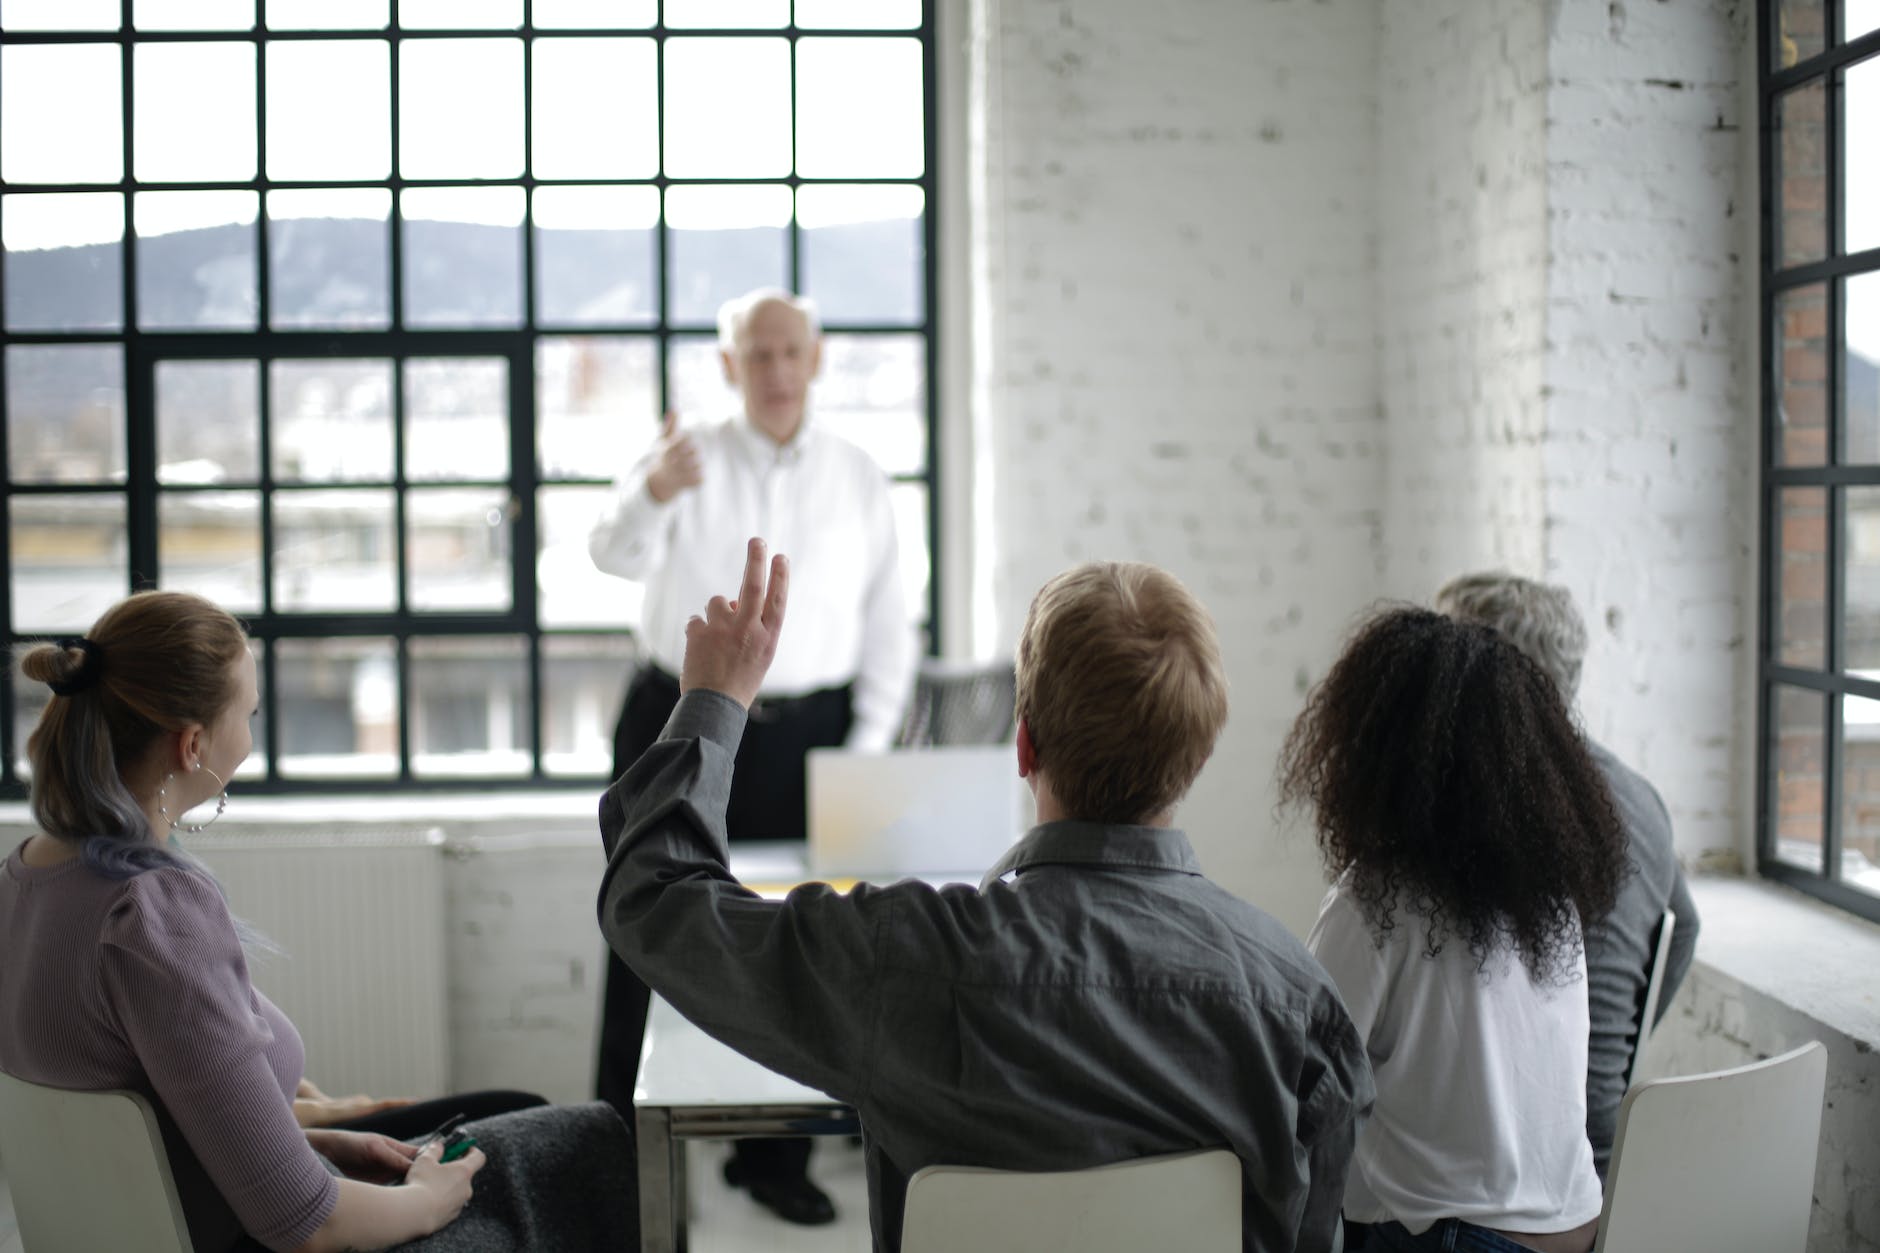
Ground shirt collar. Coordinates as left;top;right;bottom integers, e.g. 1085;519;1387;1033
731;412;816;466
979;819;1205;889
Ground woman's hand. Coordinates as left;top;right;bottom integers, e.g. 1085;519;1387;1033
403;1138;485;1230
304;1128;420;1185
293;1078;415;1128
291;1135;485;1253
295;1093;415;1128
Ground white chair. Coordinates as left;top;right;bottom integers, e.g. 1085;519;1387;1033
1594;1040;1827;1253
0;1069;195;1253
900;1147;1241;1253
1623;908;1677;1090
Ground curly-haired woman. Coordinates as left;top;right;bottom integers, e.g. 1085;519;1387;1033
1280;607;1626;1253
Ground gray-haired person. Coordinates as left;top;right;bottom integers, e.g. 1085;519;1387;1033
1434;572;1700;1179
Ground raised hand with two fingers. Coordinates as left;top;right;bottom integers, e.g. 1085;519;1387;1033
678;536;790;709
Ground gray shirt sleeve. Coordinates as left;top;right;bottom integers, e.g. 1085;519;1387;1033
1656;866;1700;1025
595;688;885;1105
1296;1022;1370;1253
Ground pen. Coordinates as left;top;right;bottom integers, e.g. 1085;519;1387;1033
410;1113;466;1156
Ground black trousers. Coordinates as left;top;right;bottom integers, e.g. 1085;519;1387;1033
595;664;854;1181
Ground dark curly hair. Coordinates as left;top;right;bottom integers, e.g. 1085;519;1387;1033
1278;605;1627;984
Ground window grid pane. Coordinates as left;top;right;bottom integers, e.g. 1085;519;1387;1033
1762;21;1880;915
0;9;935;792
1771;685;1828;874
1776;80;1828;269
1839;694;1880;892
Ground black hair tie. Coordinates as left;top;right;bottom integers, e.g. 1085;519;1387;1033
48;637;104;697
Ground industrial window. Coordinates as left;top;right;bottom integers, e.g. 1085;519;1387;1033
0;0;937;793
1760;0;1880;920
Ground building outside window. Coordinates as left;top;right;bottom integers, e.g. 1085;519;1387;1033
0;0;937;793
1762;0;1880;919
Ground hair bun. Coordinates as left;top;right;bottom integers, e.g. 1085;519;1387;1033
20;642;66;686
23;637;105;696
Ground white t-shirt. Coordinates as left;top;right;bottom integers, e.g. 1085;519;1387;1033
1306;875;1604;1237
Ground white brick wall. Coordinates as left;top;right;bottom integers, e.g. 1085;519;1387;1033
1371;0;1753;865
971;0;1753;927
1540;0;1756;863
1377;0;1552;599
975;0;1384;933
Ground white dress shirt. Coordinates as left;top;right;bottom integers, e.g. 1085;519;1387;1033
588;414;915;752
1307;876;1604;1237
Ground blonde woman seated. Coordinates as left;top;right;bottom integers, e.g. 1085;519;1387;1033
0;591;635;1253
1280;608;1626;1253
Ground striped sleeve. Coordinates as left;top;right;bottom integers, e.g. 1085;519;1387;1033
98;867;338;1253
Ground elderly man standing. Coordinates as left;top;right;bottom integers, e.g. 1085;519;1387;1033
1435;572;1701;1179
588;288;915;1225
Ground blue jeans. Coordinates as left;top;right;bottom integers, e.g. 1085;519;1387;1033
1345;1218;1541;1253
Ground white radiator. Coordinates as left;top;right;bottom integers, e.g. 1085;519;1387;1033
187;826;450;1101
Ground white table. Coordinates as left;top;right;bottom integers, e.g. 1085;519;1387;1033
633;992;857;1253
627;843;991;1253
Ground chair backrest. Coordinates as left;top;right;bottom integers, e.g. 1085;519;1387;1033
896;659;1017;748
1623;908;1677;1090
900;1148;1241;1253
0;1069;195;1253
1594;1040;1827;1253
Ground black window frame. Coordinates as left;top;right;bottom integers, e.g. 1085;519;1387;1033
0;0;941;796
1758;0;1880;922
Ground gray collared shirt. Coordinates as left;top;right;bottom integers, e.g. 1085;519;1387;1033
598;690;1374;1253
1582;741;1700;1173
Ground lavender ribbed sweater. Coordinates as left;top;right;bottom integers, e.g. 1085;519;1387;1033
0;844;339;1252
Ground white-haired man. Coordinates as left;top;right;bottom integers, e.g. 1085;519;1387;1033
1435;571;1701;1180
587;288;915;1225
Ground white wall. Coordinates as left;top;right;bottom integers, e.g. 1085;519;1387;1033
969;0;1755;918
1540;0;1756;864
1377;0;1552;596
975;0;1384;933
1375;0;1753;866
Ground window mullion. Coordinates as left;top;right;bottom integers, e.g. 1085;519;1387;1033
655;31;672;414
120;0;138;333
920;0;940;651
125;342;158;591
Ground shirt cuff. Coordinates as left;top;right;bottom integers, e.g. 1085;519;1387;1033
660;687;750;757
845;720;896;753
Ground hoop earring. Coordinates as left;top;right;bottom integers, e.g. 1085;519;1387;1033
156;765;229;834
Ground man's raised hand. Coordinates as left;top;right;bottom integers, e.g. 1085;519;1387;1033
645;410;703;503
679;537;790;709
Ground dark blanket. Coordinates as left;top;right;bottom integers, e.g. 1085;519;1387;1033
390;1101;638;1252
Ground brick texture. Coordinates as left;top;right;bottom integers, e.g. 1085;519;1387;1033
975;0;1755;932
977;0;1385;933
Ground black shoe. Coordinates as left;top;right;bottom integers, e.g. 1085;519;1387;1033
723;1157;838;1226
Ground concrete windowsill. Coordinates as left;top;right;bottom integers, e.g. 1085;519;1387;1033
0;789;601;829
0;791;608;856
1684;873;1880;1051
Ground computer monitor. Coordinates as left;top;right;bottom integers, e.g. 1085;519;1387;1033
806;745;1032;881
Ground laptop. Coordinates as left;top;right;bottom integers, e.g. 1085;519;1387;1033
806;744;1033;882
